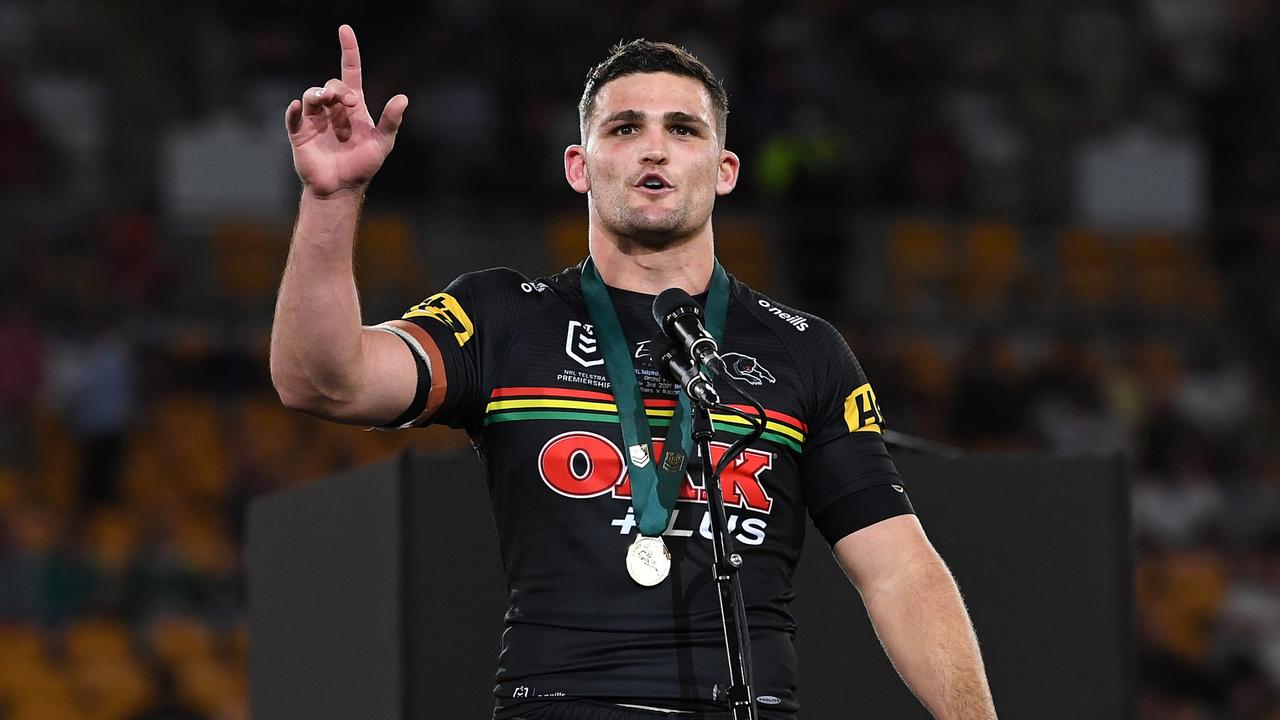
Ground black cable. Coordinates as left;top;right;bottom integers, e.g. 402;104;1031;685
709;375;769;480
705;374;769;707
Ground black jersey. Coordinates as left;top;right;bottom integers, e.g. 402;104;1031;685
376;264;911;716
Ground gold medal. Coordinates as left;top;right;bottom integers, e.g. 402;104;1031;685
626;535;671;586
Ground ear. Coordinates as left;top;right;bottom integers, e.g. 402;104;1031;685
715;149;740;196
564;144;590;194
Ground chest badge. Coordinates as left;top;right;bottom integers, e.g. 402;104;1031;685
565;320;604;368
722;353;776;386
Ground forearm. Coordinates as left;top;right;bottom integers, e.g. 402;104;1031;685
861;551;996;719
270;187;371;410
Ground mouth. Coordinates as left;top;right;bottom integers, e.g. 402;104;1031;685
633;172;674;194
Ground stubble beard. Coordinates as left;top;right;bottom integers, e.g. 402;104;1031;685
595;189;713;252
611;204;692;250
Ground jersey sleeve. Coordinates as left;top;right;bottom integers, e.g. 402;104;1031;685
797;319;913;545
371;268;533;433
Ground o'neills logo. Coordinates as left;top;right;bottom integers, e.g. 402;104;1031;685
756;299;808;331
538;432;774;514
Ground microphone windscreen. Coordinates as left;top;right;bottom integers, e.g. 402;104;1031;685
652;287;700;325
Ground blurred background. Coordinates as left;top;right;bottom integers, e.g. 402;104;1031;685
1;1;1278;718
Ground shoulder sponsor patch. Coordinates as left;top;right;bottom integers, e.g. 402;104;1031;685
402;292;475;346
843;382;884;433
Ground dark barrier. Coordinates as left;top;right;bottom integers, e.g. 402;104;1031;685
792;454;1135;718
247;455;409;720
248;450;1132;718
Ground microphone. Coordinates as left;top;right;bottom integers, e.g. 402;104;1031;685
649;332;719;406
653;288;726;374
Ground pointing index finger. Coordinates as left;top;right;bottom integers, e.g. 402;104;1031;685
338;24;362;93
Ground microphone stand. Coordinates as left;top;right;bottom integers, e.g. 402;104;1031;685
688;397;758;720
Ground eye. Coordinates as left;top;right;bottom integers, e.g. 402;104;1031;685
614;124;637;136
670;125;693;136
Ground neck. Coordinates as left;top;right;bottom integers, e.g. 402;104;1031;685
587;226;715;296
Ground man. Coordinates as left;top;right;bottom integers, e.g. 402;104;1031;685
271;24;997;720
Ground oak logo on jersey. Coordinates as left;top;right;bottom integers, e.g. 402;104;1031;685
565;320;604;368
538;432;775;513
402;292;475;346
843;382;884;434
722;353;776;386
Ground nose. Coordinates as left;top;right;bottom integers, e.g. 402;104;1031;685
638;139;668;165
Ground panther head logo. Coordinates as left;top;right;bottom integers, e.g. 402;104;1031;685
722;353;776;386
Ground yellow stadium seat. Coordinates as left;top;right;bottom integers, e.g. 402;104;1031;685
210;220;288;306
888;219;954;314
83;505;143;573
176;656;245;718
9;504;61;554
236;397;299;477
1133;338;1184;398
961;221;1025;311
171;514;234;576
64;618;133;662
0;466;25;510
546;212;589;270
899;336;953;399
1186;267;1223;320
355;212;428;299
147;609;215;666
69;653;154;720
715;216;772;291
120;431;167;511
6;698;89;720
0;623;46;663
890;219;951;276
1143;549;1226;662
0;658;75;708
150;396;229;502
1055;226;1117;310
149;615;215;667
32;411;78;508
1126;230;1193;312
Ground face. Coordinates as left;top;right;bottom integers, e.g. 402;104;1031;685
565;72;739;249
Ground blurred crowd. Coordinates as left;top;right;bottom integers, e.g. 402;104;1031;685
1;1;1279;718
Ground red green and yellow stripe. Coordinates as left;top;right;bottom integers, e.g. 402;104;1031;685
484;386;807;453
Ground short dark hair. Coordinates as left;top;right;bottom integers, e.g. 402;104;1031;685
579;39;729;145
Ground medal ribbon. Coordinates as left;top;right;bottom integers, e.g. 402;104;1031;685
579;257;729;537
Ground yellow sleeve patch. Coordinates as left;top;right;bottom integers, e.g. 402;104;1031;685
402;292;475;346
843;382;884;434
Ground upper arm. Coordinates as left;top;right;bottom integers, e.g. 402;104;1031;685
794;317;911;545
833;513;939;600
373;268;540;432
292;326;440;428
358;323;447;428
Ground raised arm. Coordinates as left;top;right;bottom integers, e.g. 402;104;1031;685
270;24;424;426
